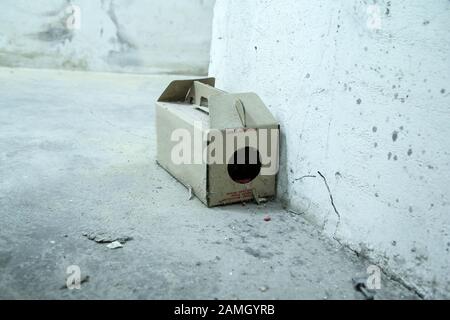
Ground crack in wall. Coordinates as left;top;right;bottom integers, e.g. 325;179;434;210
317;171;341;240
292;174;316;183
314;170;425;298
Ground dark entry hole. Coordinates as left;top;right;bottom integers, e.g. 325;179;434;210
227;147;262;184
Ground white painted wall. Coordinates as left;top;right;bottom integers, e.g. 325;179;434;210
210;0;450;298
0;0;215;74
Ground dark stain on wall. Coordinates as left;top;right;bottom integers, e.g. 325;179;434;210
392;131;398;142
34;25;73;43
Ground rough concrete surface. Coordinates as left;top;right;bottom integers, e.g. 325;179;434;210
0;67;418;299
209;0;450;298
0;0;215;74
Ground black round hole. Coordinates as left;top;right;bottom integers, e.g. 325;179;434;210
227;147;262;184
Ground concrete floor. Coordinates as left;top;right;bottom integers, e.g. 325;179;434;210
0;67;417;299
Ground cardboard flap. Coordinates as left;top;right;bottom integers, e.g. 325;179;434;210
158;78;216;102
209;93;278;130
158;78;278;130
186;81;225;106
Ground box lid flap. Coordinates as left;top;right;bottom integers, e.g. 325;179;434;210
158;78;216;102
158;79;278;130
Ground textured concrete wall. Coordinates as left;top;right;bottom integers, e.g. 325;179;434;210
0;0;215;74
210;0;450;298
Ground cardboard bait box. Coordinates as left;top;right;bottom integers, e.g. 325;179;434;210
156;78;279;207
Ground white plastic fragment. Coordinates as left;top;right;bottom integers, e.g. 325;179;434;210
187;185;194;200
106;241;123;249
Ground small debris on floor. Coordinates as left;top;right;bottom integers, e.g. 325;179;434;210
352;277;376;300
259;285;269;292
252;190;262;205
264;215;271;222
258;197;268;204
187;185;194;200
107;241;124;249
83;231;133;244
245;246;273;259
